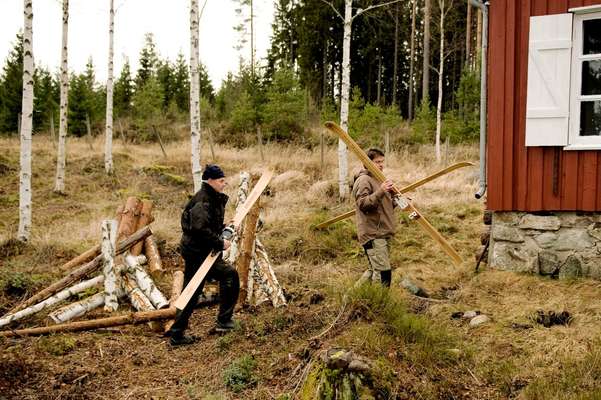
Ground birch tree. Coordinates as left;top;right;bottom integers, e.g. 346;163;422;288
54;0;68;193
190;0;202;192
104;0;114;174
18;0;34;242
435;0;453;162
422;0;431;103
321;0;402;200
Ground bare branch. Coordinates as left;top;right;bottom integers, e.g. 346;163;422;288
200;0;208;20
319;0;344;21
354;0;404;20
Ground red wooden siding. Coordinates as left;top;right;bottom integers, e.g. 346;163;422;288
487;0;601;211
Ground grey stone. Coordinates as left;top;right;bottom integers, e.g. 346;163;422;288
493;212;522;226
348;359;371;374
538;251;560;276
519;215;561;231
492;225;525;243
558;256;582;280
562;213;594;228
555;229;594;251
469;315;490;326
534;232;558;248
587;222;601;241
490;242;539;273
462;310;480;319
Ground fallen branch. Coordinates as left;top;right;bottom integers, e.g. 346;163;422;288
0;308;176;337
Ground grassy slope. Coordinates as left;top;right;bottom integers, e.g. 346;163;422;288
0;134;600;399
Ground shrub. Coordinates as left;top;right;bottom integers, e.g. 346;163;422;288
223;355;258;392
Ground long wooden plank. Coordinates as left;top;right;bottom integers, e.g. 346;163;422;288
324;121;462;266
313;162;474;229
173;170;274;311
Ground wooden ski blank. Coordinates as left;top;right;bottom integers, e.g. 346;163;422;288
324;121;463;266
313;161;474;229
173;170;274;312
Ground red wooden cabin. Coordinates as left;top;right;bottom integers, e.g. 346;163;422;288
487;0;601;212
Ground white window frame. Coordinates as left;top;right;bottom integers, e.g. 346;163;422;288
566;11;601;150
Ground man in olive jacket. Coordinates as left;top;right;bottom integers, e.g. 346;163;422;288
351;148;396;287
167;164;240;346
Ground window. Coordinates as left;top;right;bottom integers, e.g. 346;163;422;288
567;11;601;149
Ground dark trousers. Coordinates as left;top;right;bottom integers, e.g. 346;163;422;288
168;253;240;337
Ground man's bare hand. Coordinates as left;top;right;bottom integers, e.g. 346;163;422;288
223;239;231;250
380;179;394;193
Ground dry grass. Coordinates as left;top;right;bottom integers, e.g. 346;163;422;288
1;133;601;399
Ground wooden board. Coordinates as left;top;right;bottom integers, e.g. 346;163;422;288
324;121;463;266
173;170;274;311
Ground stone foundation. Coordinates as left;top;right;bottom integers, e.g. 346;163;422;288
488;212;601;279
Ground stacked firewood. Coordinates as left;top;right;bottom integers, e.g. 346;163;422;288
0;197;178;337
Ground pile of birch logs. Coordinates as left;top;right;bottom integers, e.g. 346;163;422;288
225;171;287;308
0;197;180;337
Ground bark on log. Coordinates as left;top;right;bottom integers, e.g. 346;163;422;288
49;292;105;324
58;245;100;273
124;255;169;309
130;200;154;255
6;226;152;315
121;273;156;312
117;197;141;241
0;275;104;328
163;270;184;333
224;172;250;263
0;308;176;337
101;219;119;311
252;237;287;307
144;235;164;277
236;200;260;305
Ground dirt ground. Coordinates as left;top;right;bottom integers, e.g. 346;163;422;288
1;134;601;399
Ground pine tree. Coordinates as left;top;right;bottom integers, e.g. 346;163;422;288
114;59;133;117
135;33;158;91
0;34;24;133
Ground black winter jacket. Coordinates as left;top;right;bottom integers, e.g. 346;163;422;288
180;182;229;258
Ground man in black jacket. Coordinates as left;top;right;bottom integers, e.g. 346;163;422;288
167;164;240;346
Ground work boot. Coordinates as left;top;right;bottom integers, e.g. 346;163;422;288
170;334;197;346
215;319;235;332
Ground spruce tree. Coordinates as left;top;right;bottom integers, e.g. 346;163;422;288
135;33;158;91
114;60;133;117
172;52;189;113
0;34;24;133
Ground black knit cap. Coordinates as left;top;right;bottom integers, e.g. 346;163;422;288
202;164;225;180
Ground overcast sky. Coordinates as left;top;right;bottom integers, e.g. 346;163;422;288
0;0;275;89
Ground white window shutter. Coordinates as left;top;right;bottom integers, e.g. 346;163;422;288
526;14;573;146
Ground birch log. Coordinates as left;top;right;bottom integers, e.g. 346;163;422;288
0;275;104;328
235;200;260;305
1;308;176;337
189;0;202;192
49;292;105;324
101;220;119;311
54;0;68;194
253;237;287;307
144;235;163;276
163;270;184;333
130;200;153;255
122;273;155;311
104;0;114;174
18;0;34;242
7;225;152;315
224;171;250;263
124;255;169;309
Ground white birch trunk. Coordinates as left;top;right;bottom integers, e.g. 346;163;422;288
435;0;445;163
121;273;156;312
338;0;352;201
0;275;104;327
252;237;287;307
49;292;105;324
408;0;417;120
101;219;119;311
124;254;169;309
224;171;250;263
54;0;68;194
189;0;202;192
104;0;114;174
18;0;34;242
